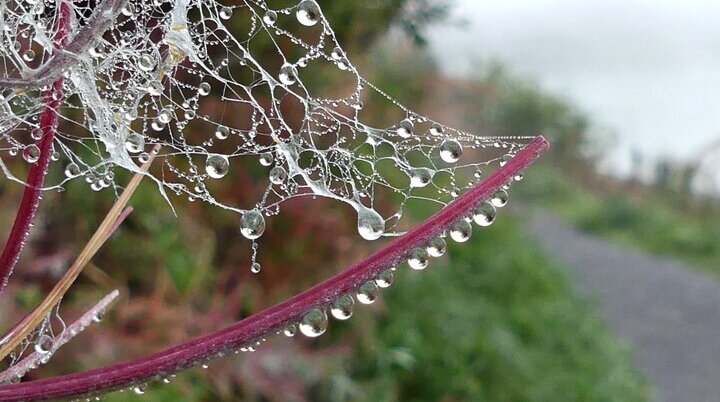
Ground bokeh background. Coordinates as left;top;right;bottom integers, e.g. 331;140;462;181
2;0;720;401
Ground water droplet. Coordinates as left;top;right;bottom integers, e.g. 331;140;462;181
449;220;472;243
283;324;297;337
357;207;385;241
215;126;229;140
259;152;274;166
430;123;443;136
375;269;394;288
138;152;150;164
396;118;414;138
440;139;462;163
250;262;261;274
356;281;378;304
514;173;524;182
158;108;172;124
331;47;344;60
125;133;145;153
147;81;164;96
22;144;40;163
138;55;154;72
240;209;266;240
64;162;80;178
263;10;277;26
121;3;135;16
278;63;298;85
132;384;147;395
205;154;229;179
409;168;433;188
31;128;43;140
330;294;354;320
491;189;508;208
198;82;211;96
426;236;447;257
92;310;105;323
151;119;165;131
472;201;496;227
22;49;35;62
269;166;287;184
474;168;483;178
299;308;328;337
34;334;53;354
408;247;429;270
296;0;320;26
500;154;512;167
219;6;233;20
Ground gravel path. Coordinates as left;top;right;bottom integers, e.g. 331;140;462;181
525;211;720;402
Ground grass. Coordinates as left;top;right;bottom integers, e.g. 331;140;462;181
516;164;720;275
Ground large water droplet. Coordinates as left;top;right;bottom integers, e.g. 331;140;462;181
205;154;229;179
449;220;472;243
263;10;277;26
299;308;328;337
259;152;274;166
219;6;233;20
357;207;385;241
426;236;447;257
296;0;320;26
215;126;229;140
125;133;145;153
283;324;297;337
330;294;354;320
269;166;287;184
396;118;414;138
375;269;394;288
356;281;378;304
439;139;463;163
132;384;147;395
409;168;433;188
472;201;496;227
430;123;443;136
278;63;298;85
198;82;211;96
138;55;154;72
240;209;266;240
408;247;429;270
491;190;509;208
64;162;80;178
34;334;53;354
22;144;40;163
22;49;35;62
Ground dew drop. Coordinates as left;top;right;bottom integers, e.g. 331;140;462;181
64;162;80;178
34;334;53;354
491;189;509;208
299;308;328;337
331;47;344;60
472;201;496;227
283;324;297;337
198;82;211;96
138;55;154;72
440;139;463;163
240;209;266;240
330;294;354;320
449;220;472;243
215;126;229;140
357;207;385;241
408;247;429;270
278;63;298;85
269;166;287;184
259;152;274;166
22;144;40;163
500;154;512;167
22;49;35;62
219;6;233;20
426;236;447;257
296;0;320;26
125;133;145;153
396;118;414;138
409;168;433;188
263;10;277;26
157;108;172;124
430;123;443;136
121;3;135;16
205;154;229;179
132;384;147;395
31;128;43;140
375;269;394;288
356;280;378;304
138;152;150;164
250;262;261;274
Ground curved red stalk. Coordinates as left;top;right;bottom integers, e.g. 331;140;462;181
0;2;71;293
0;136;549;401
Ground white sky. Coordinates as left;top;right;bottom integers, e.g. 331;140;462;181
428;0;720;175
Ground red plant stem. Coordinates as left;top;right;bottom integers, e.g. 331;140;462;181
0;136;549;401
0;2;71;293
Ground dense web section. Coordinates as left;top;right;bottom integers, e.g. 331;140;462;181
0;0;533;269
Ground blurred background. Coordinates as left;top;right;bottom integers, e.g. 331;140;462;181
2;0;720;401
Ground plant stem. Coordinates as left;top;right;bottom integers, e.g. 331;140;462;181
0;136;549;402
0;2;71;294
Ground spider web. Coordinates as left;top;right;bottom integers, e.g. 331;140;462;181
0;0;533;270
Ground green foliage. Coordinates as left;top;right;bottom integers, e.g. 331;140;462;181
338;216;647;402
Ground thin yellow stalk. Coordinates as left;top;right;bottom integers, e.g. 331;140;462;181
0;148;159;360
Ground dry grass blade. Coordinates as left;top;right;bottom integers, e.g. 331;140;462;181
0;148;159;360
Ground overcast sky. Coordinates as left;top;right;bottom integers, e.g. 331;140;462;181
428;0;720;175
